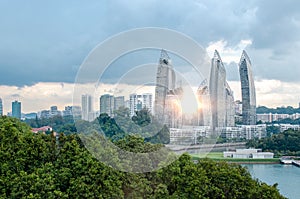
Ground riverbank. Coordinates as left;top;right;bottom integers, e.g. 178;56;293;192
244;164;300;199
191;152;280;164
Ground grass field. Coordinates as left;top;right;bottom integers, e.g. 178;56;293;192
191;152;280;163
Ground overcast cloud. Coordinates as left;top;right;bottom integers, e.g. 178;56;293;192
0;0;300;112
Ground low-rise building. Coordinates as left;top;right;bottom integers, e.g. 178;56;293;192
257;113;300;123
32;126;53;133
170;126;209;145
221;124;267;140
223;148;274;159
276;124;300;132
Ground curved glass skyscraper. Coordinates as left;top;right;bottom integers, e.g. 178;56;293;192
209;50;227;129
197;79;210;126
154;50;176;123
239;50;256;125
197;50;235;129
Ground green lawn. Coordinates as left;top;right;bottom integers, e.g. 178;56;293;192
191;152;224;159
191;152;280;163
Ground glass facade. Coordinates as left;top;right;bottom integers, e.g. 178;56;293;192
209;50;227;129
100;94;114;116
154;50;176;123
12;100;21;119
197;79;211;126
239;50;257;125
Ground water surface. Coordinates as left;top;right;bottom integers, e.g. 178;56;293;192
244;164;300;199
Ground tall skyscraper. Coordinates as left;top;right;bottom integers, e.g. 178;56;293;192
81;94;93;121
198;50;235;128
154;50;176;122
225;82;235;127
209;50;227;129
114;96;125;111
50;106;60;116
239;50;256;125
142;93;153;113
0;98;3;116
100;94;114;116
50;106;58;111
197;79;211;126
40;110;50;118
12;100;21;119
234;100;243;115
129;94;142;117
64;106;81;117
164;91;182;128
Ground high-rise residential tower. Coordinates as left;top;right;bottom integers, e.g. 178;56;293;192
198;50;235;128
114;96;125;111
154;50;176;122
239;50;256;125
100;94;114;117
225;82;235;127
142;93;153;113
0;98;3;116
64;106;82;117
197;79;211;126
129;94;142;117
50;106;60;117
129;93;153;117
209;50;227;129
81;94;93;121
12;100;21;119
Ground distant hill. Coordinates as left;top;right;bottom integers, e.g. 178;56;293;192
257;106;300;114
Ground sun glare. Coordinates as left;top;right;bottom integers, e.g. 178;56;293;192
180;89;199;114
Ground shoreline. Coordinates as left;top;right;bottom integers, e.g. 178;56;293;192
228;161;280;164
192;157;281;164
191;153;281;164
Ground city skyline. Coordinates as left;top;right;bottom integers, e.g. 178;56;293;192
1;1;300;113
1;2;300;198
0;62;299;115
1;90;300;121
1;80;300;114
1;46;298;116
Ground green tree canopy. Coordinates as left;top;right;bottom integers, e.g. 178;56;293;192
0;116;285;198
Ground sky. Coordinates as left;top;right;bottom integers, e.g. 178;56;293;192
1;0;300;113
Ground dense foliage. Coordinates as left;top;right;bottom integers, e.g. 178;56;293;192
0;116;285;198
25;115;77;135
25;108;170;144
247;129;300;156
256;106;300;124
271;118;300;125
257;106;300;114
266;125;281;136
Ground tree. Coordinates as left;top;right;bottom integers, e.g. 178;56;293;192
0;116;286;198
266;125;280;136
132;108;151;127
247;129;300;156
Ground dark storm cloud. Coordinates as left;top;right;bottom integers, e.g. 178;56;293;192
0;0;299;86
250;0;300;49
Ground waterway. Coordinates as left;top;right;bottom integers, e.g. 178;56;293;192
243;164;300;199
